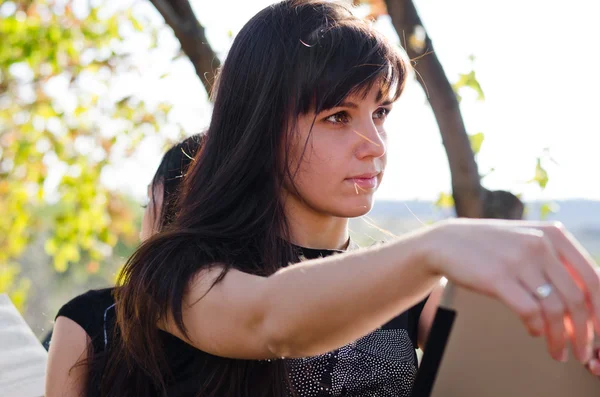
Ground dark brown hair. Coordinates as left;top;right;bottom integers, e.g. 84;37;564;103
101;1;407;396
74;134;204;396
149;133;205;230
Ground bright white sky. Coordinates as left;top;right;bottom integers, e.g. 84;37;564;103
104;0;600;202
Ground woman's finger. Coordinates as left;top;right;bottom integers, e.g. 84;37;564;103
541;224;600;334
587;358;600;377
527;236;595;363
543;254;594;363
518;266;568;362
494;279;546;339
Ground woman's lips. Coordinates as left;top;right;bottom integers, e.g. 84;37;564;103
346;176;378;189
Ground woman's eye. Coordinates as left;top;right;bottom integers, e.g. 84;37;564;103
373;107;390;120
325;111;350;124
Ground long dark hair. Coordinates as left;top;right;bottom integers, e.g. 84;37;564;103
102;1;407;396
75;134;204;395
149;134;205;230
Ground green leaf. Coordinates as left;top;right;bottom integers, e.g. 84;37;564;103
468;132;484;155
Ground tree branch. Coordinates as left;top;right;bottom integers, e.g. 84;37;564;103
148;0;221;97
384;0;484;218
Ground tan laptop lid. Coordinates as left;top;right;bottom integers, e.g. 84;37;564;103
413;282;599;397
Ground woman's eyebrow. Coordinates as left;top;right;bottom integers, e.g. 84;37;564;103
327;99;393;111
339;99;393;108
337;101;358;109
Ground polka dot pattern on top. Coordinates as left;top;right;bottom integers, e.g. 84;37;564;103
288;329;417;397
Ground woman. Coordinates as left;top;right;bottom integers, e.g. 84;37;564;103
46;133;204;395
47;1;600;396
140;134;205;240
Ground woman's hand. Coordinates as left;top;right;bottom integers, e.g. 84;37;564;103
422;218;600;365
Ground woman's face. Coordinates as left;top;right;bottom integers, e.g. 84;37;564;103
286;84;390;218
140;182;164;241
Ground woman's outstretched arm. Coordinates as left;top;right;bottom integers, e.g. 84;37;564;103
163;220;600;365
163;226;437;359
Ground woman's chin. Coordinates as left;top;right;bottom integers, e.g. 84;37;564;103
338;195;375;218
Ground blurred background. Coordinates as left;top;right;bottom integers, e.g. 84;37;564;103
1;0;599;340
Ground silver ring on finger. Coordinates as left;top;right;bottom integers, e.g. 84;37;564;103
534;283;553;300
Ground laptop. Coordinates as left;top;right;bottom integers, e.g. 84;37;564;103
412;283;600;397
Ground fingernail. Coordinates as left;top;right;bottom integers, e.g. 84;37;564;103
592;360;600;376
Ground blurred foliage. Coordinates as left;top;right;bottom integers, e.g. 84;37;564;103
530;157;549;190
0;0;173;311
0;262;30;309
452;70;485;103
434;60;486;211
433;61;556;218
529;149;559;220
434;191;454;210
468;132;484;156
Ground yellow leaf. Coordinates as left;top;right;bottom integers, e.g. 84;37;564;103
74;106;87;117
468;132;484;155
435;192;454;209
528;158;549;189
540;202;559;220
131;17;143;32
54;252;68;273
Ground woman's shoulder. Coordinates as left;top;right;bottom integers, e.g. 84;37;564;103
57;287;116;314
55;287;116;338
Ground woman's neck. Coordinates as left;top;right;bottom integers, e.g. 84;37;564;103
284;198;350;251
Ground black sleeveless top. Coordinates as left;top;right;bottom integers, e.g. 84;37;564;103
56;245;428;396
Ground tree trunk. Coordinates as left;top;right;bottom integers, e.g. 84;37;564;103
383;0;523;219
148;0;221;96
